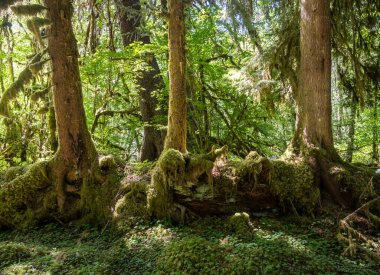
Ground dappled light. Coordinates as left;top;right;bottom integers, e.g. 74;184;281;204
0;0;379;272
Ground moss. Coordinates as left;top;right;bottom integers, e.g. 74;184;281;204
185;155;214;195
10;4;47;16
29;59;49;76
79;165;120;225
238;151;272;186
30;87;49;101
147;149;185;220
0;51;45;117
330;164;379;206
114;181;148;221
0;165;27;184
270;160;320;215
226;212;255;238
0;161;55;230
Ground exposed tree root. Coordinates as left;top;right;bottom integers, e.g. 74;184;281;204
337;196;380;260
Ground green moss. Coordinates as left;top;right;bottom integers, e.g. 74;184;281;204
79;165;120;225
0;161;54;230
331;164;379;205
115;181;148;219
0;165;26;184
238;151;272;186
10;4;47;16
270;160;320;215
147;149;185;220
0;51;45;117
226;212;255;238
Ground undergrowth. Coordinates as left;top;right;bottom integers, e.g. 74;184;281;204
0;215;378;274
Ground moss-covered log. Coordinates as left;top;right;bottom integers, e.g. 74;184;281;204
146;147;277;223
144;147;380;223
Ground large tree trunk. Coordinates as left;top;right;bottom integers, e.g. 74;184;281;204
164;0;187;153
115;0;165;161
291;0;336;158
286;0;350;207
44;0;99;215
0;0;117;230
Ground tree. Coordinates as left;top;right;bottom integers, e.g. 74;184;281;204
291;0;336;158
164;0;187;153
0;0;117;229
44;0;100;214
115;0;165;161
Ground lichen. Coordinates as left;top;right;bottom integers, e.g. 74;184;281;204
270;160;320;215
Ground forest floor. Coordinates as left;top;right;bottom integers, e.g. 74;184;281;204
0;214;379;274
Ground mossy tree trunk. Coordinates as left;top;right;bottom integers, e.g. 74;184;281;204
115;0;165;161
44;0;101;217
164;0;187;153
287;0;376;208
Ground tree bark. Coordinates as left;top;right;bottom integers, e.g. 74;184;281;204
115;0;165;161
45;0;99;213
164;0;187;153
292;0;336;159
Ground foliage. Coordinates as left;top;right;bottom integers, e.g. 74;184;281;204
0;216;378;274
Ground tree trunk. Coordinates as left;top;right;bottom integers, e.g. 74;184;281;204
286;0;355;207
345;94;357;163
164;0;187;153
292;0;336;158
115;0;165;161
44;0;99;215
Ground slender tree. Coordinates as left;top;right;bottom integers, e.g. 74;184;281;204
164;0;187;153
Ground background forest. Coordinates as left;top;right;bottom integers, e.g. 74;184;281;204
0;0;379;274
0;0;378;167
